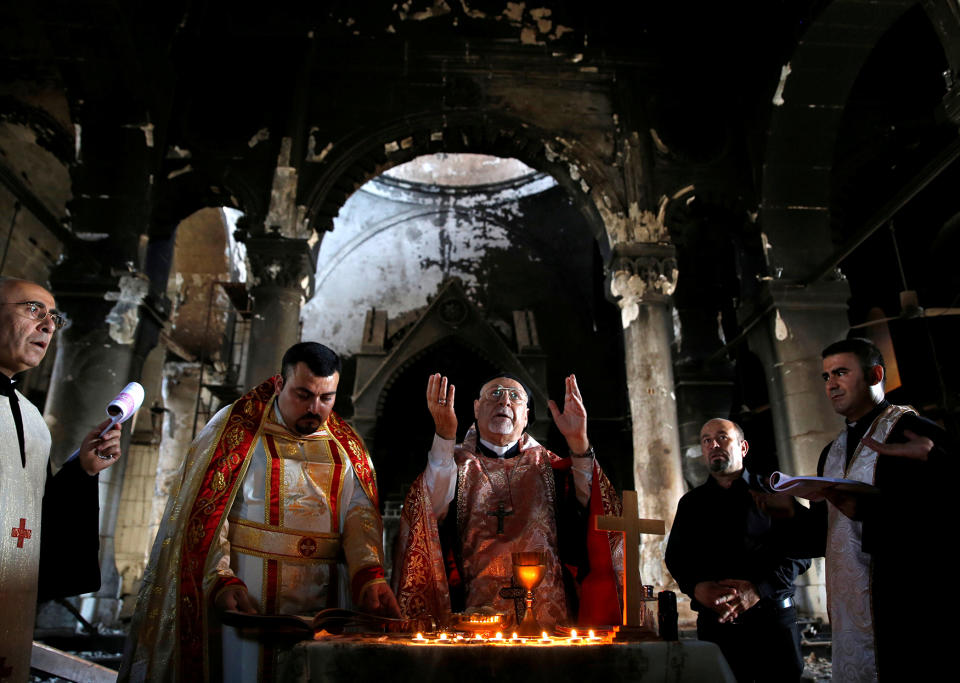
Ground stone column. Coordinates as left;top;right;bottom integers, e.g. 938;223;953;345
741;280;850;478
740;278;850;619
609;243;685;591
243;237;313;387
43;272;155;625
113;342;166;618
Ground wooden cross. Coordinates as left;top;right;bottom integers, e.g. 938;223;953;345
596;490;664;627
487;502;513;535
10;518;31;548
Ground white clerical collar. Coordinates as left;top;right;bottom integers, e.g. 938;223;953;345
479;437;519;455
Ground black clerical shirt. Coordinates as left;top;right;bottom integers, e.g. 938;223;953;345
665;474;810;615
1;371;26;467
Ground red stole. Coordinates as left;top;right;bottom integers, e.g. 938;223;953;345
175;377;379;678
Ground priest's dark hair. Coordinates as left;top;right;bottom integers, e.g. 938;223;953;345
281;342;341;380
821;337;885;378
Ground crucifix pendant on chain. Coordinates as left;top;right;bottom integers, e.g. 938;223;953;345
487;502;513;535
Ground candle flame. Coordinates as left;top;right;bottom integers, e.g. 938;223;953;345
494;632;503;640
439;633;448;640
415;633;425;640
570;629;578;639
588;630;596;639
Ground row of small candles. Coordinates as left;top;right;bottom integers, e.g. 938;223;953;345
412;629;606;645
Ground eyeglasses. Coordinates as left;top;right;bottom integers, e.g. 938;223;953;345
0;301;68;330
480;385;527;405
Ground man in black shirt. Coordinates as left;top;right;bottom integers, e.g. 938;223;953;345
665;418;809;683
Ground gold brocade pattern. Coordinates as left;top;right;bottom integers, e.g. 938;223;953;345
456;435;567;629
393;473;452;625
120;382;384;683
824;404;915;683
392;428;626;632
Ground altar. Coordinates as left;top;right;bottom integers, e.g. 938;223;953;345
276;635;735;682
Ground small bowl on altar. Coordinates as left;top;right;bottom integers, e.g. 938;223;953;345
451;612;511;635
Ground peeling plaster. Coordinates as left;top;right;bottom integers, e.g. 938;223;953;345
459;0;486;19
773;63;791;106
140;123;154;148
503;2;525;23
167;164;193;180
520;26;538;44
104;275;149;344
304;169;553;352
248;127;270;148
265;137;304;237
774;308;789;341
404;0;451;21
649;128;669;154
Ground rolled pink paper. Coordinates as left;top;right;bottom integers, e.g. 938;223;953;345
99;381;145;437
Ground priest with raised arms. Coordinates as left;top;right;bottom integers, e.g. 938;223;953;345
393;372;625;630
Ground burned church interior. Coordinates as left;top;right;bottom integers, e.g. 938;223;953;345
2;0;959;677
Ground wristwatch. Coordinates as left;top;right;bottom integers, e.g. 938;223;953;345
571;445;595;459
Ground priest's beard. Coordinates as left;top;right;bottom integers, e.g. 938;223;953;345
709;458;733;473
488;417;515;434
294;413;324;434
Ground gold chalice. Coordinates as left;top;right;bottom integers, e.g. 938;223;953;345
512;551;547;636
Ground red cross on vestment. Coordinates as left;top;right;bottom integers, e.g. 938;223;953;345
10;518;31;548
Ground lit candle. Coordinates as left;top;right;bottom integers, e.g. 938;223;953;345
540;631;551;644
588;630;598;641
511;632;520;642
414;633;426;642
494;632;504;641
439;632;448;641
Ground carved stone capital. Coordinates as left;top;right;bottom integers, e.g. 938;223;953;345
245;236;314;293
608;243;678;328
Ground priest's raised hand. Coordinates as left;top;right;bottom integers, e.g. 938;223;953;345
426;372;457;440
547;374;590;455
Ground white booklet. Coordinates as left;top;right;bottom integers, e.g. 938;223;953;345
768;471;877;500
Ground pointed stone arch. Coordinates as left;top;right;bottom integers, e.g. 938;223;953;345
351;279;549;450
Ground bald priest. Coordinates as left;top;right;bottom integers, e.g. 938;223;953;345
393;373;625;630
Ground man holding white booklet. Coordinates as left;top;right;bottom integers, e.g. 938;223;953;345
773;338;956;682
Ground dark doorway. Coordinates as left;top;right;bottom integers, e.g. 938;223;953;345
373;337;499;504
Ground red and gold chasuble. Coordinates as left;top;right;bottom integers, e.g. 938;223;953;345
393;429;623;630
120;377;382;683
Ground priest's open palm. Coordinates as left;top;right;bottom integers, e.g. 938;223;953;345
548;374;590;454
426;373;457;440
